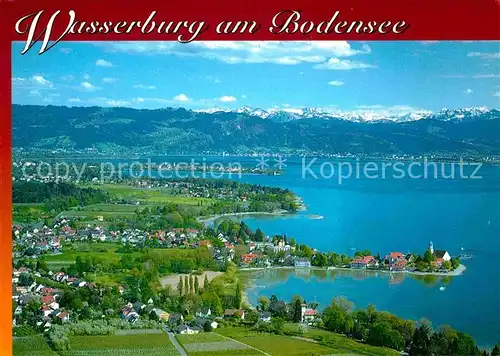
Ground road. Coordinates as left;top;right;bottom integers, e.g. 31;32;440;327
165;330;187;356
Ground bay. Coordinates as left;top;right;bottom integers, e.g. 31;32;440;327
205;156;500;348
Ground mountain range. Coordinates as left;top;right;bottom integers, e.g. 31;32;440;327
12;104;500;156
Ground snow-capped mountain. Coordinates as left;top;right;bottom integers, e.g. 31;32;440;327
198;106;498;123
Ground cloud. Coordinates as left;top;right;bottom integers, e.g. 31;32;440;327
465;88;473;94
467;52;500;60
96;59;113;67
32;75;53;87
420;41;439;45
83;74;91;80
102;77;118;84
59;48;72;54
314;58;376;70
328;80;345;86
494;91;500;97
80;82;101;91
68;98;82;103
219;96;237;102
205;76;221;83
241;94;247;99
133;84;156;90
473;73;500;79
106;99;130;107
173;93;191;101
437;74;466;79
61;75;74;82
98;41;373;69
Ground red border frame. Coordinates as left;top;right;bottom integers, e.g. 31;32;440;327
1;0;499;354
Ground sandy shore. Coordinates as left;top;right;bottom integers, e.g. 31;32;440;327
160;271;223;289
197;210;291;224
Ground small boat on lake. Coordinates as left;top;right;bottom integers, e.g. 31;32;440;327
439;286;446;291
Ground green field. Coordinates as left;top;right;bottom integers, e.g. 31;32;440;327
283;324;400;356
13;335;56;356
100;184;214;206
55;183;214;221
41;242;141;270
41;242;202;276
59;333;179;355
215;326;400;356
176;332;261;355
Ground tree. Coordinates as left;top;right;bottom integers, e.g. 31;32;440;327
423;249;434;264
254;228;265;242
442;260;452;270
194;275;199;294
177;276;183;296
189;275;194;295
271;317;285;333
203;275;210;290
245;309;259;324
368;322;405;350
258;296;270;311
292;299;303;323
203;320;213;332
184;275;189;295
410;325;432;356
492;344;500;356
18;273;33;286
235;282;242;309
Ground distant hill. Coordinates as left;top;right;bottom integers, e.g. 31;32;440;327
12;104;500;156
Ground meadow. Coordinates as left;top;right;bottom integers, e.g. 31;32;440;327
176;332;261;355
215;326;401;356
59;332;179;356
13;335;57;356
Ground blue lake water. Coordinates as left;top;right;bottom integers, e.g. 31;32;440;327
116;155;498;346
194;156;499;348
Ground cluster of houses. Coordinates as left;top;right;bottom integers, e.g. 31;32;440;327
12;218;203;259
349;242;452;272
12;267;71;330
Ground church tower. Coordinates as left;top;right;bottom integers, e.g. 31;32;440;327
429;241;434;255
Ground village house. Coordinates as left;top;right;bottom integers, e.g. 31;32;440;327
198;240;212;248
241;253;258;266
259;312;272;322
429;241;451;267
120;303;140;323
386;252;404;264
55;311;70;323
224;309;245;320
350;255;377;269
176;324;200;334
194;317;218;330
195;307;211;318
150;308;169;321
294;257;311;268
301;303;318;325
168;313;184;326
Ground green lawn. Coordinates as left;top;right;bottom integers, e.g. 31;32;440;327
60;333;179;355
13;335;56;356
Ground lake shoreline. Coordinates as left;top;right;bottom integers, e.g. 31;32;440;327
238;263;467;277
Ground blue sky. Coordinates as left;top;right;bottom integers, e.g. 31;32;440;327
12;41;500;114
